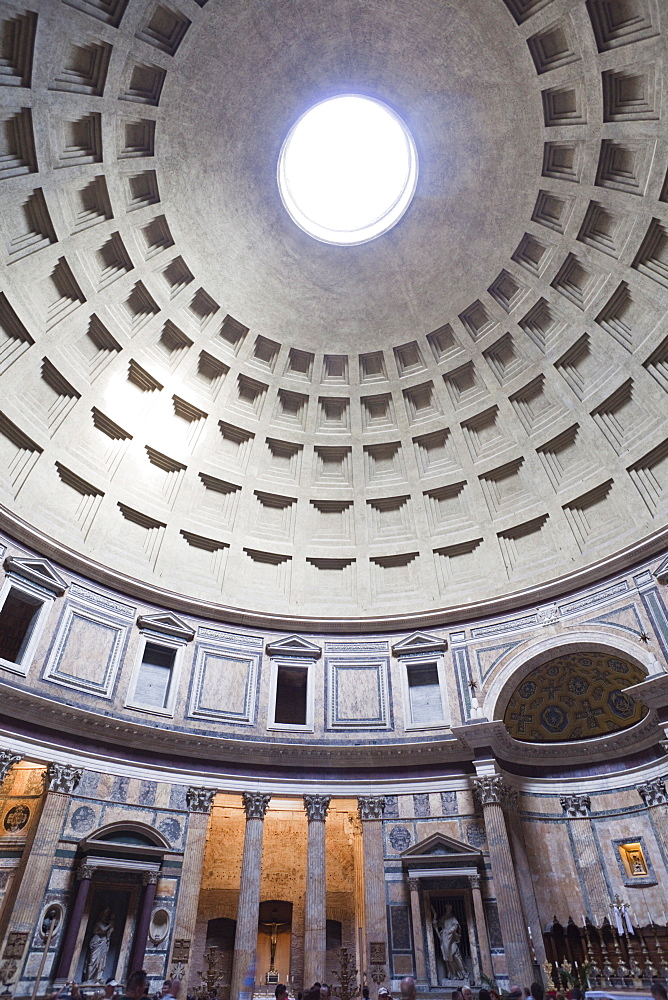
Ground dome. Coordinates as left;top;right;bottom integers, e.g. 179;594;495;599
0;0;666;628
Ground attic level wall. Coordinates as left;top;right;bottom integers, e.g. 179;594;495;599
0;531;666;763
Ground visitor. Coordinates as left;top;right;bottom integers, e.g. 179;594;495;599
651;987;667;1000
530;982;544;1000
462;988;473;1000
275;986;289;1000
164;982;181;1000
451;990;463;1000
92;980;120;1000
478;990;491;1000
362;990;370;1000
153;982;171;1000
320;985;331;1000
48;983;83;1000
378;988;390;999
400;978;416;1000
118;971;148;1000
570;990;582;1000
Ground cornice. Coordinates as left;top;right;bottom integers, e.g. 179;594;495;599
1;505;666;634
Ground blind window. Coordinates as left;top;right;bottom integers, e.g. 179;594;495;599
274;665;308;725
135;643;175;709
407;662;443;725
0;588;41;664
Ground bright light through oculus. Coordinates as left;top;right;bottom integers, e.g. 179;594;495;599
278;95;418;246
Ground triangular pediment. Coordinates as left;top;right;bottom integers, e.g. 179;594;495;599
266;635;322;659
136;612;195;641
4;556;68;595
392;631;447;656
401;832;481;866
655;554;668;584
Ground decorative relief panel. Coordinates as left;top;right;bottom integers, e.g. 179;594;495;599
326;656;391;730
188;644;259;724
43;600;129;696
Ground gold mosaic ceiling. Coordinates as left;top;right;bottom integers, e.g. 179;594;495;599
503;652;648;742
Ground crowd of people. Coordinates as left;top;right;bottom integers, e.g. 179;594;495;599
49;971;668;1000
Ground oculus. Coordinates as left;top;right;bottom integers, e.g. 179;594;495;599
277;94;418;245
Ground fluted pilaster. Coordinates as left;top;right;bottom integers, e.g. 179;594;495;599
560;794;610;920
169;787;217;986
358;796;388;972
472;775;533;986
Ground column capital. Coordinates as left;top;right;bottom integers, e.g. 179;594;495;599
638;777;667;807
472;774;509;807
560;793;591;818
469;874;481;889
357;795;385;821
0;750;21;786
304;794;331;821
186;786;217;814
46;762;83;794
242;791;271;820
142;870;159;885
77;863;96;881
407;877;420;893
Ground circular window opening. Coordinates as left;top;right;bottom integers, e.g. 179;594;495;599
278;94;418;246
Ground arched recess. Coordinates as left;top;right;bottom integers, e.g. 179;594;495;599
55;821;172;984
481;627;662;730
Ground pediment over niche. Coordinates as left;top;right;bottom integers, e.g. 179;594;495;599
401;832;482;869
655;554;668;584
392;631;447;657
4;556;68;595
266;635;322;659
136;612;195;642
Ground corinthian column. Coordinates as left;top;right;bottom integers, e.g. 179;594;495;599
505;800;547;968
303;794;330;988
6;762;82;995
230;792;271;1000
468;875;493;980
559;794;610;920
472;775;533;987
407;878;427;986
357;796;388;974
169;787;216;985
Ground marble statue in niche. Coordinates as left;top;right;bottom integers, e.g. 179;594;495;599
432;904;467;980
83;908;114;983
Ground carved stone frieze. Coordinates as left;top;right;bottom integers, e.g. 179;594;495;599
358;795;386;821
560;794;591;818
186;787;217;814
47;762;83;795
0;751;21;787
242;791;271;820
303;794;331;821
637;777;668;807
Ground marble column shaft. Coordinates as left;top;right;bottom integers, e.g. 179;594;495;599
170;788;216;984
55;865;94;980
303;795;330;988
473;777;533;987
230;792;271;1000
127;872;158;975
8;764;82;993
559;795;610;921
357;797;388;971
407;879;427;984
469;876;493;981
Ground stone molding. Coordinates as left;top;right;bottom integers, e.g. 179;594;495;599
303;794;331;821
186;787;217;814
637;777;667;806
357;795;386;820
560;793;591;818
0;750;21;786
242;791;271;820
46;762;82;794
